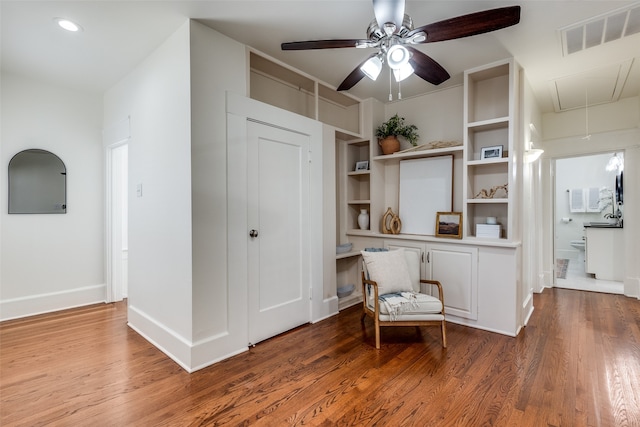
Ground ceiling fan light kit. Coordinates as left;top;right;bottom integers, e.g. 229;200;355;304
281;0;521;95
361;55;383;80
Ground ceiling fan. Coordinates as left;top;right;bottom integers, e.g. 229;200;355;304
281;0;521;92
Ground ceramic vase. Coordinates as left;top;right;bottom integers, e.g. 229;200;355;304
379;136;400;155
358;209;370;230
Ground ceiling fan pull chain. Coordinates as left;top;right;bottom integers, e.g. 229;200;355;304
398;80;402;100
583;84;591;140
389;69;393;101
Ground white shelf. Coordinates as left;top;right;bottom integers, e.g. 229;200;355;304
347;170;370;176
467;117;509;131
467;158;509;166
346;139;369;147
373;145;462;162
467;198;508;204
338;292;363;311
336;251;361;260
347;199;370;205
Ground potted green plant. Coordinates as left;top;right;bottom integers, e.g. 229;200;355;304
375;114;419;155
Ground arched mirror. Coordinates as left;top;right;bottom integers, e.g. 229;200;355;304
8;149;67;214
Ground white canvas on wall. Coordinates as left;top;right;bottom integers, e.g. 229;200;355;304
399;156;453;235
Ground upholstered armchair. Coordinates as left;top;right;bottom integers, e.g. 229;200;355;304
360;248;447;349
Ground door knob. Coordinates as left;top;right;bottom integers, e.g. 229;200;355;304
249;229;259;238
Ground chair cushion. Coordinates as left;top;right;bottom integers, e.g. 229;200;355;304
361;248;413;295
378;292;443;315
378;312;445;322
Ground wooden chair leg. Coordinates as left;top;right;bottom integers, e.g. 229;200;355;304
375;319;381;349
441;321;447;348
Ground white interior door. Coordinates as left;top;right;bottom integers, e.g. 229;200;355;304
247;120;310;345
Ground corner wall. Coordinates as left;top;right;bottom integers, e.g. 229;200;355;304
103;21;195;368
188;21;248;369
1;72;105;320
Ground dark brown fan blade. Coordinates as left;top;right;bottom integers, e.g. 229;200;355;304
337;53;377;91
408;6;520;43
407;47;450;85
281;39;365;50
373;0;405;31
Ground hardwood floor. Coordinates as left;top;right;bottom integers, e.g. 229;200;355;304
1;288;639;426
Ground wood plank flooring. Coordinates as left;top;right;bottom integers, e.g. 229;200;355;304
1;288;639;426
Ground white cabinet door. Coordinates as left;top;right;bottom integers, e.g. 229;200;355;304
383;240;478;320
427;244;478;320
247;120;311;345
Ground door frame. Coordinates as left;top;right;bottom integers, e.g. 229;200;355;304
102;117;131;303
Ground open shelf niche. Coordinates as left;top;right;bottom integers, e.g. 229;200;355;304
249;51;361;134
463;58;520;241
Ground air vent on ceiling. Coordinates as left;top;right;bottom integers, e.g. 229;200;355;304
560;2;640;56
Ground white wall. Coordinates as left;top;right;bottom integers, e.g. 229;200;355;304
0;72;105;320
543;97;639;140
384;85;464;150
103;21;195;367
188;21;248;369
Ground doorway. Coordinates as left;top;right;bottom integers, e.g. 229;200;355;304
553;152;623;294
107;142;129;302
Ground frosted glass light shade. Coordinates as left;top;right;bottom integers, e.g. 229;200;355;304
361;56;383;80
393;62;414;82
386;45;410;69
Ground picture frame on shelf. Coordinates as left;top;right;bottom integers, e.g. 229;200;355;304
481;145;503;160
355;160;369;171
435;212;462;239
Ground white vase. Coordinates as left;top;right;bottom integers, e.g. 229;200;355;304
358;209;369;230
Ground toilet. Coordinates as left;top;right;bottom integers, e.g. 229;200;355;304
570;239;585;251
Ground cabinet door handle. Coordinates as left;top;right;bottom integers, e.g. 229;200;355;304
249;229;259;238
421;252;425;263
426;252;430;263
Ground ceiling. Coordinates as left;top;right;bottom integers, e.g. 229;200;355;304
2;1;639;114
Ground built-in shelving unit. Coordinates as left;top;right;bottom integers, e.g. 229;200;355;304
249;51;361;134
334;130;371;310
463;59;519;240
335;58;527;336
336;251;363;310
341;138;372;233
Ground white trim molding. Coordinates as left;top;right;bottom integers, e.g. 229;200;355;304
0;284;106;321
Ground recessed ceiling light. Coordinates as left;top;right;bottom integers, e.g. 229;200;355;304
53;18;83;32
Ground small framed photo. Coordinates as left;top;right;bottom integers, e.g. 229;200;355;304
435;212;462;239
481;145;503;160
355;160;369;171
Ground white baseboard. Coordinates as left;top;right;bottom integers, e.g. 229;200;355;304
444;315;518;337
127;304;193;371
312;296;339;323
0;284;106;321
624;277;640;299
129;304;254;373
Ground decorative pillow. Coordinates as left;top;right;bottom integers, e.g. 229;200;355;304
361;248;413;295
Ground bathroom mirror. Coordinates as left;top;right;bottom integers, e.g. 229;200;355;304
8;149;67;214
